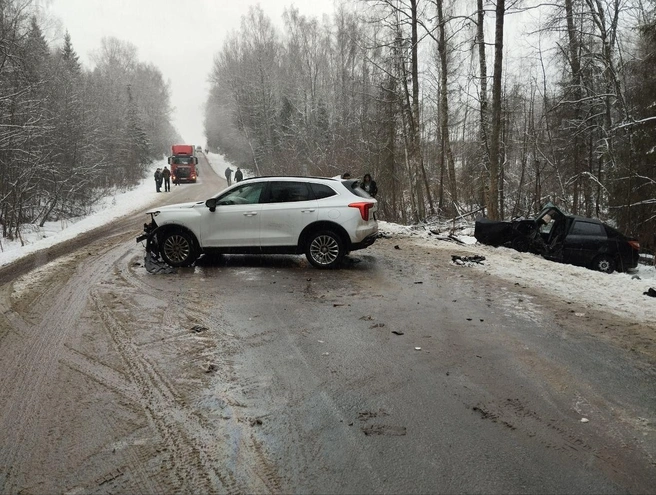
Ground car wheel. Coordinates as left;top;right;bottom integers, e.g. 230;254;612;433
159;230;198;267
592;254;615;274
511;235;531;253
305;230;345;269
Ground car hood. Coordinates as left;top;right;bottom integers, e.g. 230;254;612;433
146;201;204;214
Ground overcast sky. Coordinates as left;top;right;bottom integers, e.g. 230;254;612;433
47;0;337;148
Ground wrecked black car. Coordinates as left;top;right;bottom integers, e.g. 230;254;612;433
474;203;640;274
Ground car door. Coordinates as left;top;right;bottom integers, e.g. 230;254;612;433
562;220;607;267
259;181;318;247
200;182;266;247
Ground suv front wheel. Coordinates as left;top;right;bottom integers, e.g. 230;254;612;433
305;230;345;269
159;230;198;267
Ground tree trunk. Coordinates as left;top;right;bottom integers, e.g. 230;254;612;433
565;0;583;214
487;0;505;220
436;0;457;213
476;0;491;213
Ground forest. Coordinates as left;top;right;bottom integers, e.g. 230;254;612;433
0;0;177;242
205;0;656;250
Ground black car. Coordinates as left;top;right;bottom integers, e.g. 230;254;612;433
475;204;640;274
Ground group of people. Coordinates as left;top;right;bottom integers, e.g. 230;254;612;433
154;166;176;192
224;167;243;186
341;172;378;198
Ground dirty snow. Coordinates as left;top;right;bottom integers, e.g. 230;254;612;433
379;221;656;324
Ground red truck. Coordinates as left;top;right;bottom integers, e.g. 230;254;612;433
168;144;198;183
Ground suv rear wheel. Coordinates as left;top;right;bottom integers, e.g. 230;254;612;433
305;230;345;269
160;230;198;267
592;254;615;274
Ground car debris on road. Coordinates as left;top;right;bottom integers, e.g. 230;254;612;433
451;254;486;266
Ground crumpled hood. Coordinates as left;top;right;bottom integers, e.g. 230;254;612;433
146;201;204;214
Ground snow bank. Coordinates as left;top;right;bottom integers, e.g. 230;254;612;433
379;221;656;324
0;158;168;268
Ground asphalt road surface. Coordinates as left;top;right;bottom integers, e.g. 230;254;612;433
0;157;654;494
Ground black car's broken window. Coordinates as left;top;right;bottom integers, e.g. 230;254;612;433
571;221;605;236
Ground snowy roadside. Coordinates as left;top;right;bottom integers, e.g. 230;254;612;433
0;158;168;268
205;152;253;182
379;221;656;324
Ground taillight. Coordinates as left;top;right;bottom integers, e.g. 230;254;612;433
349;202;374;221
628;240;640;250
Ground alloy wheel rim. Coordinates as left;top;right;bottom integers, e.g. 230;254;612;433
310;235;339;265
163;234;190;263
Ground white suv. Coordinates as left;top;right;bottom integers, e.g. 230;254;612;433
138;176;378;269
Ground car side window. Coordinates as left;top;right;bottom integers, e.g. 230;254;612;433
571;221;605;236
217;182;265;205
265;182;312;203
310;183;337;199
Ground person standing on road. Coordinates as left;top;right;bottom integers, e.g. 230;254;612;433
154;168;162;193
162;166;171;192
235;167;243;182
361;173;378;197
225;167;233;185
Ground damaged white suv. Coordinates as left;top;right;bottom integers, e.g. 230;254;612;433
137;176;378;269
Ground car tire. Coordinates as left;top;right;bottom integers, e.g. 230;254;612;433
159;230;198;267
592;254;615;274
511;235;531;253
305;230;345;269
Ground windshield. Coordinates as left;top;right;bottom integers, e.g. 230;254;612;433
217;182;266;205
172;157;193;165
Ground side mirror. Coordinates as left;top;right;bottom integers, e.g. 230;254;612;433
194;157;199;164
205;198;217;212
167;157;172;164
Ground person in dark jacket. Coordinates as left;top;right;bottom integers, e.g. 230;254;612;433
154;168;162;192
235;167;243;182
225;167;233;185
361;173;378;197
162;166;171;192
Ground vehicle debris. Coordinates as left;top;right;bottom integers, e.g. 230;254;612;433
361;424;407;436
414;347;422;351
430;232;466;245
191;325;208;333
391;330;404;336
144;252;176;274
369;323;385;328
451;255;486;266
580;418;590;423
205;363;218;373
644;288;656;297
357;409;388;421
